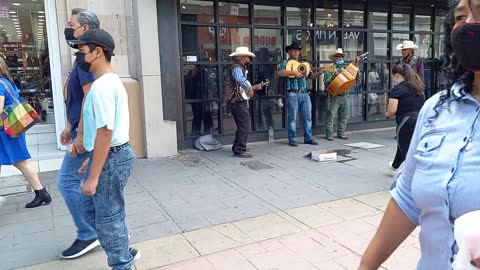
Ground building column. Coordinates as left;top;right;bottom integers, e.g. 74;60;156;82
131;0;178;157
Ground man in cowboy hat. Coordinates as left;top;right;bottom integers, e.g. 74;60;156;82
323;48;360;141
225;46;255;158
396;40;424;81
278;41;325;147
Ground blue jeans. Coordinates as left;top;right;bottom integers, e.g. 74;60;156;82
287;92;313;142
57;151;97;241
82;146;136;270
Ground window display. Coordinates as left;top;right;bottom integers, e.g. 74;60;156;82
0;1;51;124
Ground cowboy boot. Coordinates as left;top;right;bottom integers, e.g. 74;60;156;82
25;187;52;208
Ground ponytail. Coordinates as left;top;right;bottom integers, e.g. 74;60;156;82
392;64;424;95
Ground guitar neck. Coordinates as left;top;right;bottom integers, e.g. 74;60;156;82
252;82;267;90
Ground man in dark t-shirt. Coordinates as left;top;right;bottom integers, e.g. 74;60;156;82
57;8;100;260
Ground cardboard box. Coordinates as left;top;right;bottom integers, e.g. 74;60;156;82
311;150;337;162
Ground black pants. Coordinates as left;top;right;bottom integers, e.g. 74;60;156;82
191;103;213;135
392;113;418;169
229;101;250;155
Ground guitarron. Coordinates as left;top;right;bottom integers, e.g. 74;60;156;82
327;52;368;96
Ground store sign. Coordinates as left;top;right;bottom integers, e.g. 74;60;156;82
294;30;362;41
0;0;10;18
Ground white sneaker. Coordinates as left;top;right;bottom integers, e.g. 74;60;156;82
0;196;5;209
388;161;397;176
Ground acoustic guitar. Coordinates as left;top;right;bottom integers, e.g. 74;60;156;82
239;80;270;101
285;60;336;78
327;52;369;96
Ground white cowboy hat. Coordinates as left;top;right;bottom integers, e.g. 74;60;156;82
229;46;255;58
396;40;419;50
329;48;347;61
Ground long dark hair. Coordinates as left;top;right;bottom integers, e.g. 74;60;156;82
428;0;475;123
392;64;424;95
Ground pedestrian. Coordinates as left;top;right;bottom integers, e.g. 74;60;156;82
358;0;480;268
57;8;100;259
278;41;324;147
396;40;425;82
0;57;52;209
385;64;425;176
69;28;140;270
323;48;360;141
225;46;255;158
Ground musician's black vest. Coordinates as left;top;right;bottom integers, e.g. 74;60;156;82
225;63;247;102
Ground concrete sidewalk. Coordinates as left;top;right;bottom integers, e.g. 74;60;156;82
1;128;405;269
19;191;421;270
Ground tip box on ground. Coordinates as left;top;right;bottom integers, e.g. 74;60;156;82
310;150;337;162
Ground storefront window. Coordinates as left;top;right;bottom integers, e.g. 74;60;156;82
184;65;219;101
435;16;446;32
434;34;445;59
219;2;249;24
180;0;214;23
414;33;432;58
185;101;219;136
415;15;431;31
254;4;281;25
315;30;341;61
368;12;388;30
181;25;217;62
316;6;339;28
1;1;52;124
253;28;282;63
286;7;312;27
252;65;284;131
392;33;410;58
368;32;388;60
343;31;365;60
219;27;251;60
344;10;365;28
392;8;411;31
287;30;313;62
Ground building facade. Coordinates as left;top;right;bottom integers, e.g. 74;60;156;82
1;0;450;162
172;0;449;148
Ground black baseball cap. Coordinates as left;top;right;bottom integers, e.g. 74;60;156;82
68;29;115;53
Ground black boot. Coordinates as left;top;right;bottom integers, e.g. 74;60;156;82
25;187;52;208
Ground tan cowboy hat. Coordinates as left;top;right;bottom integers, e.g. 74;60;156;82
396;40;419;50
229;46;255;58
329;48;347;61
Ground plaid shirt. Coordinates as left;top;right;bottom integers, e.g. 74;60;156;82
280;59;312;91
323;63;349;87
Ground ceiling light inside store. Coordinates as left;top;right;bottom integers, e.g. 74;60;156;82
9;11;16;14
13;3;20;6
38;11;44;14
38;15;44;18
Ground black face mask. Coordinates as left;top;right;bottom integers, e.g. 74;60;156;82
64;28;75;41
75;52;92;72
451;23;480;72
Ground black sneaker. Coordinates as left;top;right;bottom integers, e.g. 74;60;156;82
289;141;298;147
304;139;319;145
61;238;100;259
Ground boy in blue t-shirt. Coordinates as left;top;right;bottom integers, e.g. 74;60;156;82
69;29;140;270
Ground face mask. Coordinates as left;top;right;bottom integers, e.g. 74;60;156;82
64;28;75;41
335;59;344;65
75;52;92;72
451;23;480;72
